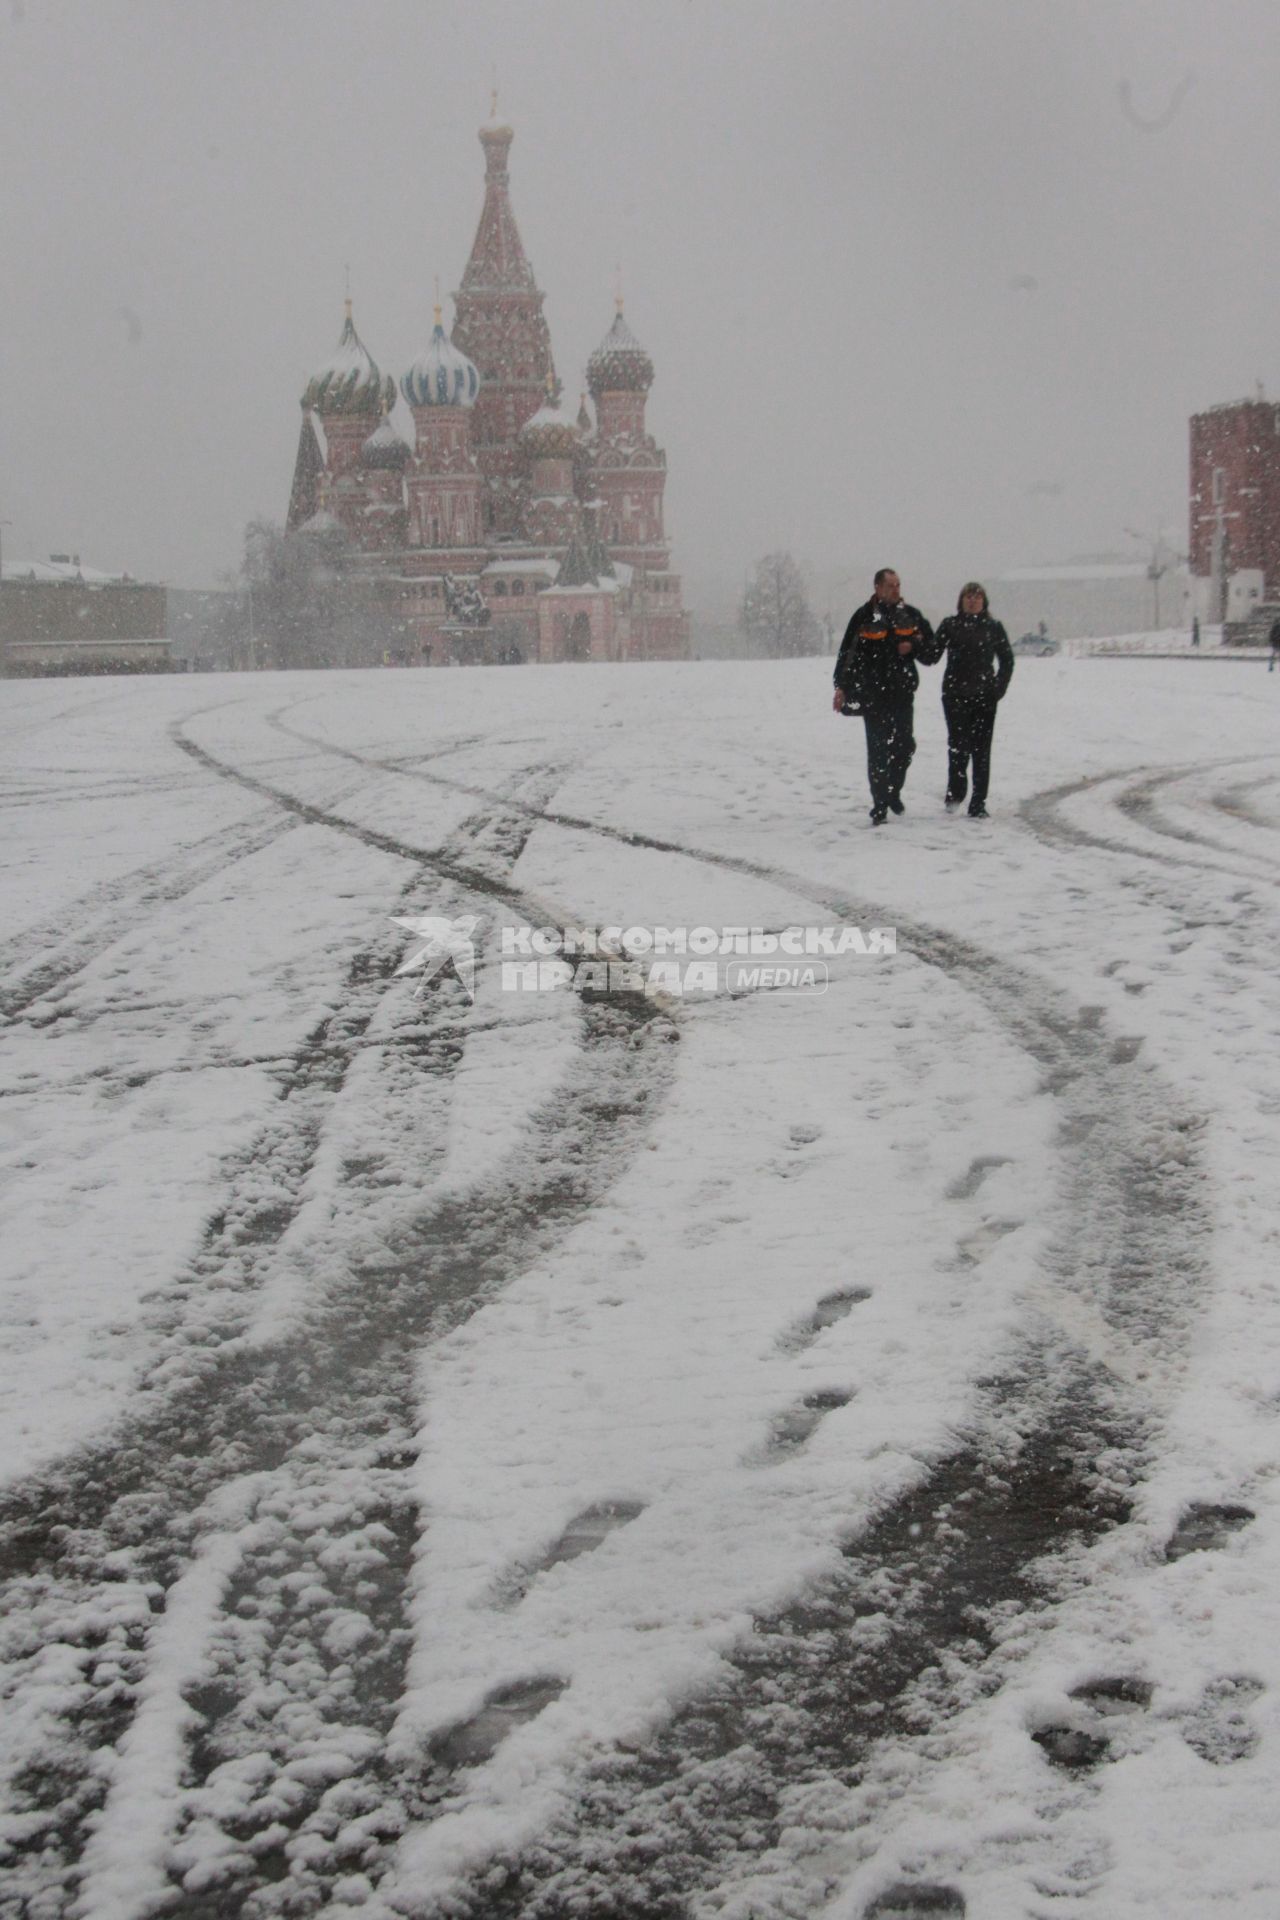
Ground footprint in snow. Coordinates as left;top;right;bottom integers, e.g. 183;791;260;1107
430;1676;567;1768
747;1387;854;1463
1071;1675;1153;1716
863;1886;966;1917
1032;1722;1113;1771
1181;1675;1264;1766
955;1219;1020;1266
495;1501;645;1606
1031;1676;1153;1774
1163;1501;1255;1561
945;1154;1010;1201
1110;1035;1144;1064
776;1286;870;1355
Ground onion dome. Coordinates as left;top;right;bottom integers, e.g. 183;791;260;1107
586;303;654;396
402;307;481;408
302;302;396;417
361;409;410;471
520;386;579;459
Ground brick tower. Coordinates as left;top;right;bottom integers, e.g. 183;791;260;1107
401;308;484;556
297;302;395;539
451;112;556;539
586;302;668;570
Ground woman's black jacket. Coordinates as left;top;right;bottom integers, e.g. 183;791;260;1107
934;612;1015;704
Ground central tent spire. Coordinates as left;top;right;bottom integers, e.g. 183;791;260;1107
451;110;556;536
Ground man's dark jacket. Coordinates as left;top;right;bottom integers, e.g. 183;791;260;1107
933;612;1015;704
834;598;936;707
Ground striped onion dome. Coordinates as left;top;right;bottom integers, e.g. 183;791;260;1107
520;391;578;458
401;309;480;409
303;303;395;417
361;410;410;470
586;305;654;396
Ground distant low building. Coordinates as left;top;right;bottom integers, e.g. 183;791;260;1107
0;557;170;677
167;587;248;671
990;557;1188;642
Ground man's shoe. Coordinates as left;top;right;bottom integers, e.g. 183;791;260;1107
887;794;905;815
869;807;888;826
944;794;962;809
968;802;988;819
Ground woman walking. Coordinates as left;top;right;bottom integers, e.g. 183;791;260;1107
933;582;1014;818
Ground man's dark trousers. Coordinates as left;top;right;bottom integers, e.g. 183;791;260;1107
943;694;997;805
863;697;916;813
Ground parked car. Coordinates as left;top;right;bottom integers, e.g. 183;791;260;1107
1014;629;1059;656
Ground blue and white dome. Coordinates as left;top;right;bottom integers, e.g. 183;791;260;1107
401;311;481;409
303;303;395;417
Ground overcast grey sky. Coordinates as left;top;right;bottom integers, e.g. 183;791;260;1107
2;0;1277;615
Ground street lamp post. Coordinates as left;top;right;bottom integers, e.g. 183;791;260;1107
1125;526;1187;633
0;521;11;678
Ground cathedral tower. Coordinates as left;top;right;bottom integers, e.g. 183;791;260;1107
401;309;484;553
298;302;396;539
451;113;555;538
586;302;668;570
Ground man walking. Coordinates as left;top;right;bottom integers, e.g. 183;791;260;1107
833;568;935;824
1269;613;1280;671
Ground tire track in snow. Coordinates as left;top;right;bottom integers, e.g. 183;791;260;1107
1018;756;1280;886
261;712;1213;1919
0;812;297;1023
0;717;680;1919
0;685;135;745
1114;761;1280;878
1211;769;1280;835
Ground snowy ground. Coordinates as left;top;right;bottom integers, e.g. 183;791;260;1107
1;655;1278;1920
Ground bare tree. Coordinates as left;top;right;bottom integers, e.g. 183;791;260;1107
240;519;409;669
738;552;824;658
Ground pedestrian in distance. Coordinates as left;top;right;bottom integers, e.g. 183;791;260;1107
932;582;1014;819
1269;614;1280;672
832;568;935;825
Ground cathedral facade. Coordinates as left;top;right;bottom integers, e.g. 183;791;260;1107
286;115;690;666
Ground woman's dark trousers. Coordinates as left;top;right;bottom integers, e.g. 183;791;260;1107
943;695;997;805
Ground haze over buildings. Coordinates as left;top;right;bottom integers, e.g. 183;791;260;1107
2;0;1279;622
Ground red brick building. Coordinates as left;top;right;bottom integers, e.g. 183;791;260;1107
286;115;689;666
1189;397;1280;625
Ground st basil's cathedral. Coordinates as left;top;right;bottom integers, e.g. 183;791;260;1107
285;112;690;665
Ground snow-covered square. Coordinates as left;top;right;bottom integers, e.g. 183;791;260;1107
2;657;1279;1918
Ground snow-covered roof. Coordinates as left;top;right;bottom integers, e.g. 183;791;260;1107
482;558;559;578
542;575;623;598
2;559;131;584
998;563;1151;584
